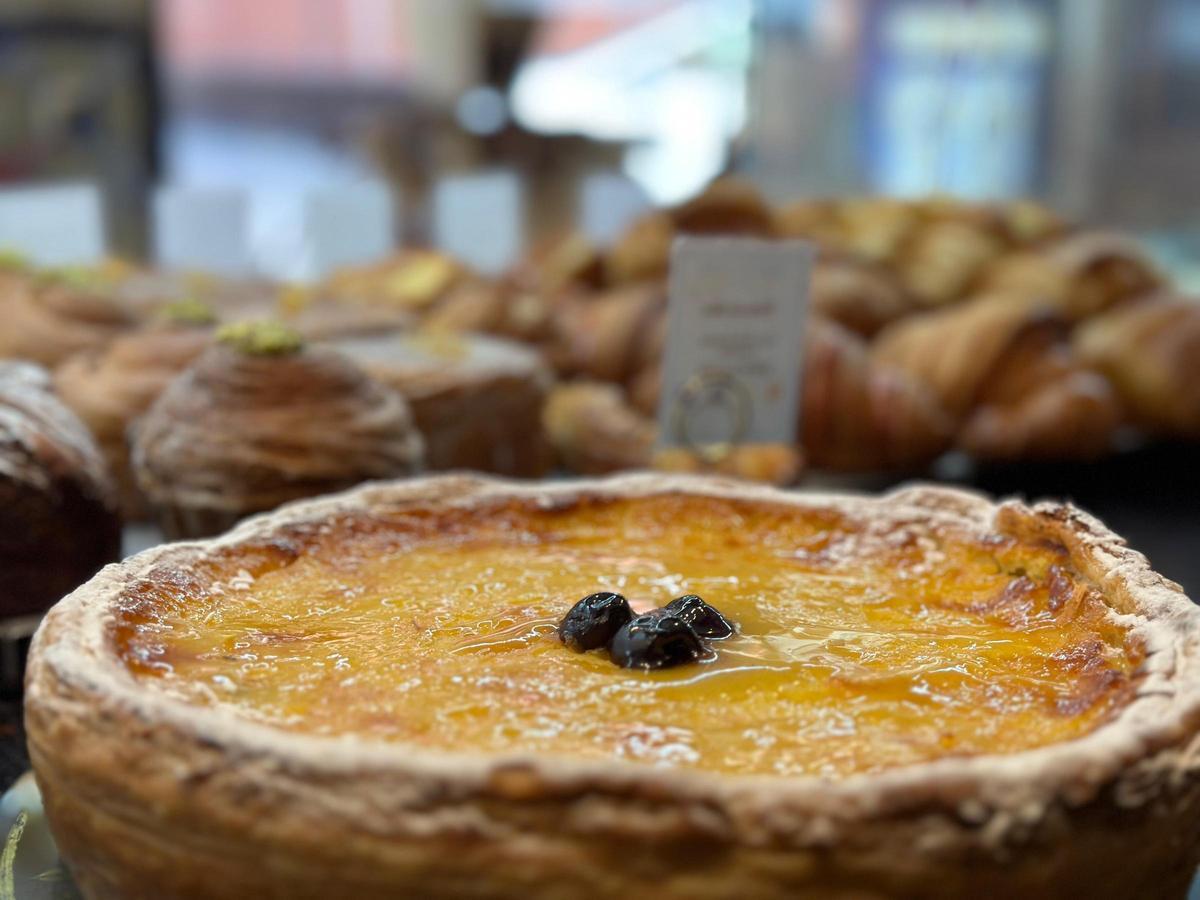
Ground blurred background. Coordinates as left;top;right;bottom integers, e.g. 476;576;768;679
1;0;1198;281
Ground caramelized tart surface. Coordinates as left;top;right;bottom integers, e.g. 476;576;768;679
113;494;1140;777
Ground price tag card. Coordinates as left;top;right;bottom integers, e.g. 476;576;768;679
154;187;250;276
432;170;523;275
0;182;106;265
579;172;650;245
657;237;813;451
305;181;397;277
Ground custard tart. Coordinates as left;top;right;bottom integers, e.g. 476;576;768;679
25;475;1200;899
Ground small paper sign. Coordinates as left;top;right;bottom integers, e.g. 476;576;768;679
0;182;106;266
657;237;813;451
153;187;250;276
432;170;523;275
305;181;397;277
579;172;651;245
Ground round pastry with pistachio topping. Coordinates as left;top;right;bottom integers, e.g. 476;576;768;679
25;474;1200;898
130;321;423;539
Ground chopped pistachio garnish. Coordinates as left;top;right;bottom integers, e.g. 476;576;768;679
159;297;217;326
216;320;304;356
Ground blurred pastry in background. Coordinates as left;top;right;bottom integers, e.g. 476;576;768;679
980;232;1162;320
325;330;554;477
997;199;1069;245
543;381;655;475
322;249;464;314
872;293;1120;460
0;267;135;368
132;321;424;539
892;214;1010;307
422;278;558;346
0;361;121;618
801;318;954;471
604;210;675;286
55;299;217;518
670;176;776;236
605;178;774;286
1075;294;1200;438
809;253;915;337
510;232;606;297
277;283;413;340
550;283;665;384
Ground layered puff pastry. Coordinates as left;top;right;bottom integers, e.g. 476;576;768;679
324;331;554;478
132;322;423;539
0;361;121;618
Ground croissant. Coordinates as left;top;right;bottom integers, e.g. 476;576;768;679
776;197;1014;307
801;318;955;470
1074;294;1200;437
892;215;1010;307
958;370;1121;461
873;293;1121;459
980;232;1161;320
872;293;1059;418
824;197;921;263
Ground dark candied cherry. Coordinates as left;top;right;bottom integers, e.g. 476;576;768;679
609;614;712;670
558;591;633;652
663;594;735;639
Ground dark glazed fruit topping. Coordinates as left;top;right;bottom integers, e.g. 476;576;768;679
558;591;735;670
558;591;633;652
663;594;736;639
609;614;713;670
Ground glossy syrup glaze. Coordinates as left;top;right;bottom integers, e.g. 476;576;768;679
113;494;1142;777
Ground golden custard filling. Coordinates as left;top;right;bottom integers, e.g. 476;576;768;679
114;494;1141;778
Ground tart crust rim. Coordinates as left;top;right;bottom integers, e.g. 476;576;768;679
26;472;1200;830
